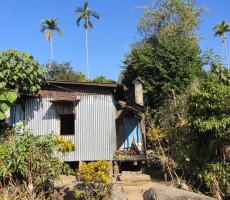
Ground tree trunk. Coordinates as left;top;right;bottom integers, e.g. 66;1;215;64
224;38;229;71
50;36;53;62
86;29;89;79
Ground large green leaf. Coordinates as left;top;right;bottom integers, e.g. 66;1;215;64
0;82;6;89
6;91;18;103
0;110;6;120
0;92;6;101
0;102;9;112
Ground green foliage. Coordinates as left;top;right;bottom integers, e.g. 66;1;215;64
186;71;230;198
202;161;230;196
74;160;113;200
145;94;190;183
189;82;230;137
125;1;229;198
0;88;18;120
138;0;203;38
92;75;115;83
147;126;165;142
121;0;203;107
46;61;87;81
146;64;230;198
0;49;45;121
0;49;46;94
113;154;125;161
0;126;74;199
46;61;115;83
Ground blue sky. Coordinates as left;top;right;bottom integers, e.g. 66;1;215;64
0;1;229;81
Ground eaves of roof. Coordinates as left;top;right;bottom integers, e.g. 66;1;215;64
47;80;123;88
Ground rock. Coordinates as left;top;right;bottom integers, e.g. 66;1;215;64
143;187;157;200
181;182;190;191
143;186;214;200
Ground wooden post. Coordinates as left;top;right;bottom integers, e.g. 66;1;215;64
113;161;119;180
109;160;113;178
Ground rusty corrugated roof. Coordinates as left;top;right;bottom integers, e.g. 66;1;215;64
47;80;123;88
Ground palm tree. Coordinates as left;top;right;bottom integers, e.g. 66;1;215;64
213;20;230;71
74;2;100;79
40;17;62;62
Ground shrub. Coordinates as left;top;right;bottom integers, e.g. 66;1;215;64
0;126;75;199
73;160;113;200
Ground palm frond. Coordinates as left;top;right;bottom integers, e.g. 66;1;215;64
88;20;93;29
84;2;89;12
91;11;100;20
40;17;62;37
76;17;83;26
74;2;99;30
84;19;88;29
54;27;62;37
213;20;230;38
74;7;83;15
40;25;49;33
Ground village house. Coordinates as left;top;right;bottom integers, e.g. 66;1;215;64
9;79;146;170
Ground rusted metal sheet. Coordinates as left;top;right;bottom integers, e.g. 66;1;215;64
25;94;117;161
38;90;81;99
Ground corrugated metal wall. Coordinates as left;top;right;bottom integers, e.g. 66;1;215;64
25;94;117;161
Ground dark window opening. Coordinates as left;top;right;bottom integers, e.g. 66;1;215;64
60;114;75;135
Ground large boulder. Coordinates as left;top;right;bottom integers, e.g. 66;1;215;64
143;186;214;200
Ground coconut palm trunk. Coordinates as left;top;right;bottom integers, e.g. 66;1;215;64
50;36;53;62
224;38;230;71
85;29;89;78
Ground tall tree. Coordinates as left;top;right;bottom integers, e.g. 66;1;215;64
213;20;230;71
74;2;100;79
40;17;62;62
121;0;203;108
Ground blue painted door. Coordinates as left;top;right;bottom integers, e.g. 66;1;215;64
123;118;142;148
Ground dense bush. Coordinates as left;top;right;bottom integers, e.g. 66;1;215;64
146;64;230;199
0;125;74;199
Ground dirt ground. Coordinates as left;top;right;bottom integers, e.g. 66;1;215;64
55;175;166;200
114;180;166;200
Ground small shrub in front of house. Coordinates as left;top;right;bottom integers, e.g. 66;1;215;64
73;160;113;200
0;125;75;200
